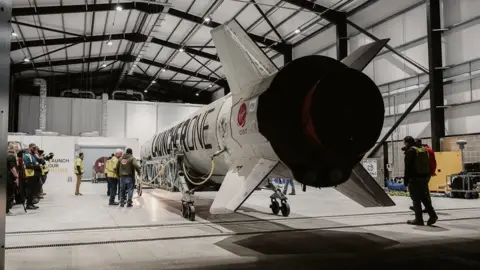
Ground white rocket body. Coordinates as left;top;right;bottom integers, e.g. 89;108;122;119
140;20;395;214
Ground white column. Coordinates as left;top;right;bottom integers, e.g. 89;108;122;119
34;78;47;131
102;93;109;136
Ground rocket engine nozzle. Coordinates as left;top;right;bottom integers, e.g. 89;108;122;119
258;55;385;188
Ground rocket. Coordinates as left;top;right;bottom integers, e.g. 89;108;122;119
140;20;395;216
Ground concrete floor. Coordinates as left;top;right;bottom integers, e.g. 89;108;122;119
5;180;480;270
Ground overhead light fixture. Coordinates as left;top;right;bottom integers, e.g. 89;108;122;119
144;90;148;93
204;17;211;23
12;32;18;37
24;58;30;62
152;80;156;84
102;64;107;67
161;68;166;72
208;84;213;88
116;5;123;11
179;48;185;52
294;29;301;34
107;41;113;46
196;93;199;96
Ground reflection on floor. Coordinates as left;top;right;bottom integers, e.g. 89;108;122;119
5;180;480;269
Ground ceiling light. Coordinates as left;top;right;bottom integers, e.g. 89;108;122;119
24;58;30;62
144;90;148;93
12;32;18;37
161;68;166;72
102;64;107;67
204;17;211;23
179;48;185;52
152;80;156;84
107;41;113;46
294;29;301;34
208;84;213;88
116;5;123;11
195;93;199;96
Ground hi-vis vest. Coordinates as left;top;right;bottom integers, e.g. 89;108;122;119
105;157;119;178
74;157;84;174
24;153;35;177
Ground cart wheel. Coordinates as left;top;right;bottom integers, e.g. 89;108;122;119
182;203;188;218
188;205;196;221
473;192;479;199
270;200;280;215
465;192;472;199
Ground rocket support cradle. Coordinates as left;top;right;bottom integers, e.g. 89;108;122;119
140;20;395;221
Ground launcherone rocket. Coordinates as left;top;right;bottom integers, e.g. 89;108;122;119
140;20;395;221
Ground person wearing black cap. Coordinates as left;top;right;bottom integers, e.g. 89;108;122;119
403;136;438;226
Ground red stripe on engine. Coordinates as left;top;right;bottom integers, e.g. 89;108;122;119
302;82;323;147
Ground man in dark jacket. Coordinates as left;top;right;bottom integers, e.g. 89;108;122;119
404;136;438;226
409;138;437;213
116;148;141;207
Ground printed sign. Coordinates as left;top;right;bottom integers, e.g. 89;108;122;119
362;159;378;178
237;103;247;127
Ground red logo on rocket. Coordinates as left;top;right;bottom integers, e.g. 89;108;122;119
237;103;247;127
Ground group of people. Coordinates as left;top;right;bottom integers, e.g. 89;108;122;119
73;148;140;207
403;136;439;226
6;143;53;213
103;148;141;207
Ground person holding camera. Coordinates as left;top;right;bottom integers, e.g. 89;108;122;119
23;143;41;210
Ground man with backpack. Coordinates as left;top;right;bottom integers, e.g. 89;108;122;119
403;136;438;226
409;139;437;213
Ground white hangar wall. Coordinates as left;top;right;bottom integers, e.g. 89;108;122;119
18;96;203;146
291;0;480;141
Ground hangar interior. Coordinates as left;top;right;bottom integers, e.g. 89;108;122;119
3;0;480;269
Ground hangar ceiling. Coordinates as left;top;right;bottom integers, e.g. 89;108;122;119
11;0;377;103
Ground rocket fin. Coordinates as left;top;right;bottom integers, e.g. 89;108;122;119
335;163;395;207
341;39;390;71
210;158;279;215
210;20;278;96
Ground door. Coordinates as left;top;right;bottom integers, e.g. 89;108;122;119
78;146;125;180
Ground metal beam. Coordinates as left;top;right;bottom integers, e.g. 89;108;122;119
11;33;220;62
12;2;167;16
368;84;431;158
12;54;227;87
251;0;284;42
427;0;444;151
167;8;286;53
11;20;83;37
0;2;12;268
280;0;344;24
336;13;348;60
140;58;227;87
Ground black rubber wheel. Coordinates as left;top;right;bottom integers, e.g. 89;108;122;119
182;203;188;218
280;202;290;217
270;200;280;215
188;205;195;221
465;192;472;199
473;193;479;199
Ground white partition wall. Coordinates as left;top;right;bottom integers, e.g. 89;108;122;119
18;96;203;145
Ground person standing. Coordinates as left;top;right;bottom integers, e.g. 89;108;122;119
23;143;40;210
7;145;19;214
409;139;437;213
107;149;123;205
282;178;296;195
403;136;438;226
74;152;85;196
116;148;140;207
106;154;114;196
